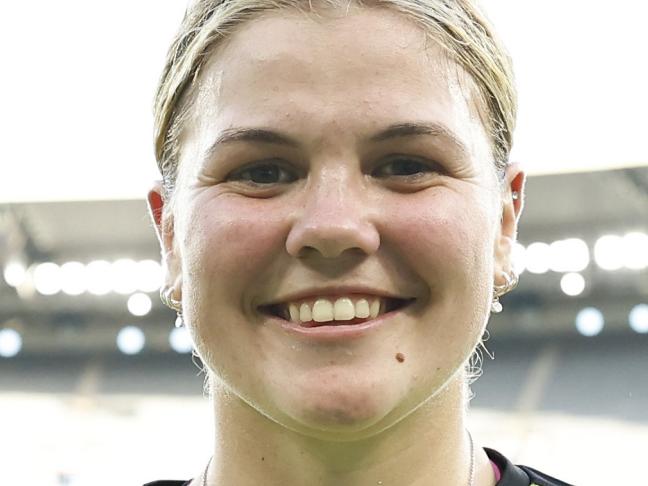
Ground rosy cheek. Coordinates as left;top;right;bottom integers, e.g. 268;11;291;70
185;196;287;281
381;193;487;292
383;197;463;256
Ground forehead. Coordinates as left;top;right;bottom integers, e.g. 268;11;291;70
186;6;490;164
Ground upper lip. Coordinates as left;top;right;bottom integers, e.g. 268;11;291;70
257;285;416;307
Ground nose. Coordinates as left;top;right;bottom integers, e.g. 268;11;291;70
285;167;380;259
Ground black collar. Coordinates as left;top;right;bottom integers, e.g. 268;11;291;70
485;447;574;486
485;447;532;485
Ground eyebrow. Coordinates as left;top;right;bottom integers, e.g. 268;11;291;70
368;122;469;156
211;127;300;148
204;121;468;159
204;127;300;160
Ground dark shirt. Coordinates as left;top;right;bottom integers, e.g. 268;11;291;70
143;447;574;486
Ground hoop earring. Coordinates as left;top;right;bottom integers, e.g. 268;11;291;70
491;271;519;313
160;287;184;327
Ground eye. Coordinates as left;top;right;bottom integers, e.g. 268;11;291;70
373;156;442;180
227;161;297;186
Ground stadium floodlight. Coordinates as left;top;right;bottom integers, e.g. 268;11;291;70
511;242;526;275
128;293;153;317
112;259;139;295
33;262;62;296
525;242;551;274
629;304;648;334
86;260;113;295
549;238;589;273
622;232;648;270
3;261;27;288
136;260;163;293
169;327;193;354
560;273;585;296
60;261;86;296
594;234;624;271
575;307;604;337
116;326;145;355
0;329;22;358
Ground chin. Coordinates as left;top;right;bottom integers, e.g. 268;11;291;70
269;369;401;433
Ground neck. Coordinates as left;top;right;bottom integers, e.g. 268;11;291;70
204;374;493;486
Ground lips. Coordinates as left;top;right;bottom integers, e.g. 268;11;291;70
260;298;416;342
259;297;413;326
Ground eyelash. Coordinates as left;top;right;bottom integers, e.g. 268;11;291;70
228;157;442;186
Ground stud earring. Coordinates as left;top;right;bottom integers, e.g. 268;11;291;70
491;271;519;313
160;287;184;327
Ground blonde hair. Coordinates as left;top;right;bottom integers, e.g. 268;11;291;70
153;0;516;227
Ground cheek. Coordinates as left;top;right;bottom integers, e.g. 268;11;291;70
382;190;495;363
382;189;494;285
181;194;285;307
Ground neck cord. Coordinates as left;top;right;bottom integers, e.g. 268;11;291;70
201;456;212;486
201;430;475;486
468;428;475;486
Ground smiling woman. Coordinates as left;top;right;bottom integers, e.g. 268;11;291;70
143;1;571;485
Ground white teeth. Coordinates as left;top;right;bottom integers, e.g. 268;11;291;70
355;298;370;318
299;303;312;322
279;296;386;323
369;299;380;319
333;298;355;321
288;303;299;321
312;299;334;322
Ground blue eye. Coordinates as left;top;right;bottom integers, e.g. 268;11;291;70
229;162;296;185
374;157;440;179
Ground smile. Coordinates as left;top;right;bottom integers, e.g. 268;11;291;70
258;295;415;339
260;295;413;325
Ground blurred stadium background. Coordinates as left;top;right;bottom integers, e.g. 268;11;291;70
1;1;647;485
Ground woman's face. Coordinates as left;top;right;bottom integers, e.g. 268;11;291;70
159;7;519;438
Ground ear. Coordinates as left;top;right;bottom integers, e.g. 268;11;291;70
146;180;182;301
493;162;526;285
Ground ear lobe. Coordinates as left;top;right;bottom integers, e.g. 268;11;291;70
494;163;526;283
146;180;182;297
